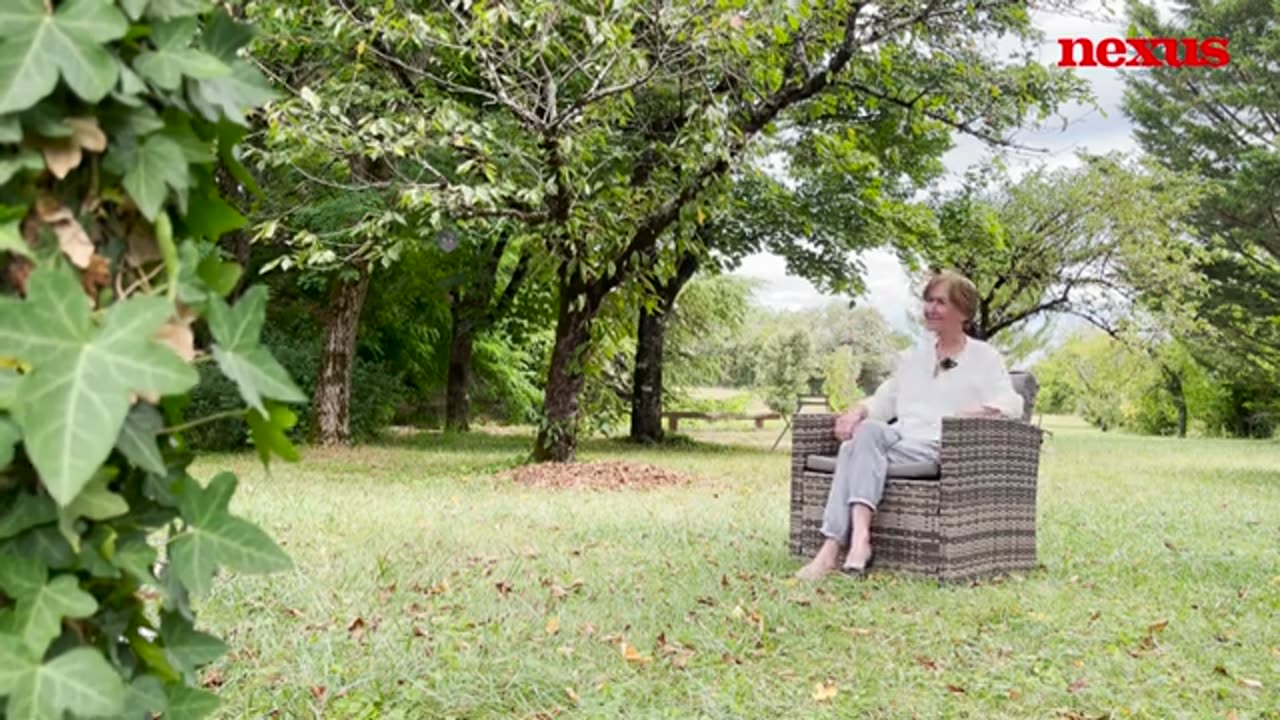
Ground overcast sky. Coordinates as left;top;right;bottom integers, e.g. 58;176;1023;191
732;2;1167;338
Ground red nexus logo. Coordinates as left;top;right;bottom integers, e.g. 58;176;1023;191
1057;37;1230;68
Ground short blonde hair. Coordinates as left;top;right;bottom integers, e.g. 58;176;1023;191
922;270;979;325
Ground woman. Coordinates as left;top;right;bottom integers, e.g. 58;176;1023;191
796;270;1024;581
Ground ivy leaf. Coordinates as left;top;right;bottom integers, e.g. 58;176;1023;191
119;0;151;21
0;492;57;540
0;266;198;506
188;62;278;126
186;191;247;243
112;539;158;586
247;402;299;465
0;0;129;114
0;557;97;655
122;134;190;221
117;403;168;475
168;472;291;596
0;366;21;408
208;286;305;414
160;611;227;677
1;527;75;569
0;641;126;720
124;675;168;719
166;684;220;720
57;471;128;550
135;44;229;92
200;10;255;63
147;0;214;20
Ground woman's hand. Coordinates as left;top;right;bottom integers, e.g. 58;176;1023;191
833;407;868;440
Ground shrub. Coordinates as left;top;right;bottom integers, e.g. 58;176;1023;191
0;5;294;717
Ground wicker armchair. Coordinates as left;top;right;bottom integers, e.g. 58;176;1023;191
788;372;1043;583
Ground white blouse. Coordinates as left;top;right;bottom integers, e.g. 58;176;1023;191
858;337;1024;443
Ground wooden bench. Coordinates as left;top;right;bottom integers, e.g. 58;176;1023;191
663;411;781;432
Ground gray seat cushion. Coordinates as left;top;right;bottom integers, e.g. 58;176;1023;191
805;455;940;479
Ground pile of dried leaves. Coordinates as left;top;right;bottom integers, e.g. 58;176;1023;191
504;461;696;490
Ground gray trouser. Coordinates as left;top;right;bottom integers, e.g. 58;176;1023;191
821;420;939;546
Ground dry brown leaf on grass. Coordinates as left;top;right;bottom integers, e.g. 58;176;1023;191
812;682;838;702
545;616;560;635
1067;678;1087;694
39;117;108;179
564;687;579;705
621;642;652;665
1237;678;1263;691
1147;619;1169;634
38;205;94;269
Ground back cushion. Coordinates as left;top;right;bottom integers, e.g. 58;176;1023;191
1010;371;1039;422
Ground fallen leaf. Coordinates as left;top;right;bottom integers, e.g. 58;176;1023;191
412;626;428;638
154;320;195;362
581;623;598;637
310;685;326;700
284;607;305;618
202;668;224;689
849;628;874;637
564;687;579;705
946;684;967;696
80;253;110;298
812;682;838;702
347;617;366;640
43;207;94;269
915;656;939;671
1007;689;1021;700
1147;619;1169;634
1067;678;1087;694
557;645;573;657
721;574;729;589
67;117;107;153
1225;710;1240;720
1238;678;1263;691
546;616;560;635
621;643;652;665
495;581;513;596
1088;611;1101;623
41;138;83;180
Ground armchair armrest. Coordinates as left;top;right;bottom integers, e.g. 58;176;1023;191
936;416;1044;581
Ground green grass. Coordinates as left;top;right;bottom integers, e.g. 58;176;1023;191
196;418;1280;719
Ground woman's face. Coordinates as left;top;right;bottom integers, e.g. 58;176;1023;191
923;286;966;335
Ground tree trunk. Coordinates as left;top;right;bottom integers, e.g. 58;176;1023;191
312;263;372;446
533;294;595;462
445;315;475;432
629;253;700;443
629;306;668;443
1166;369;1187;438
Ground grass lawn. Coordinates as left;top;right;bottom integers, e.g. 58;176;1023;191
196;417;1279;719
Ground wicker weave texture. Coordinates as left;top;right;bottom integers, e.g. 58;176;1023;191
788;410;1043;583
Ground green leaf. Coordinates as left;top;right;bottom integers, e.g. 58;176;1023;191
0;266;198;505
161;611;227;675
0;115;19;143
166;684;220;720
208;287;305;413
0;492;56;540
124;675;168;719
0;208;34;259
200;10;255;61
9;573;98;655
2;526;75;569
247;402;299;464
147;0;213;20
119;0;150;21
188;62;278;126
0;0;129;114
187;193;247;243
112;538;158;585
57;471;128;550
0;149;44;185
0;642;126;720
118;403;168;475
215;120;261;197
123;134;190;221
168;472;291;596
0;414;19;467
0;555;44;598
135;48;229;92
